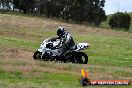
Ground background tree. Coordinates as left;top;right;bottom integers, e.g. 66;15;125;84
69;0;107;25
10;0;107;26
13;0;36;14
109;12;131;31
0;0;12;10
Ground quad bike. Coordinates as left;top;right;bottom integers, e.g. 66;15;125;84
33;37;89;64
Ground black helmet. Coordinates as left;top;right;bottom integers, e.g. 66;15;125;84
57;27;65;37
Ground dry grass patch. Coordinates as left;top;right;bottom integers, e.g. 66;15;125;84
1;14;132;39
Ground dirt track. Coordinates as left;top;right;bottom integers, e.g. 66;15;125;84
0;14;132;40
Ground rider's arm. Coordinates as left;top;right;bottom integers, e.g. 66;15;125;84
55;33;67;48
51;37;61;41
51;33;69;50
51;38;62;49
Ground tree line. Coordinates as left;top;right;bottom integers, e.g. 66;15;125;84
109;12;131;30
0;0;107;26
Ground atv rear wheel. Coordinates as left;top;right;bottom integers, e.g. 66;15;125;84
68;52;88;64
33;51;42;60
78;52;88;64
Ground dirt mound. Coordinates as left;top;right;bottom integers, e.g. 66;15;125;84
0;47;33;59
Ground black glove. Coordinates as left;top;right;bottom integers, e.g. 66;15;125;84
51;47;56;50
51;38;56;41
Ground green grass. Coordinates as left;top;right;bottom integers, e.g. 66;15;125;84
0;13;132;88
75;35;132;67
0;69;131;88
0;69;81;88
0;36;39;50
113;70;132;77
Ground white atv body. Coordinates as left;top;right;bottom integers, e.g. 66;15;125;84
33;38;89;64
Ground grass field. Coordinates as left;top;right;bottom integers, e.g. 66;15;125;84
0;13;132;88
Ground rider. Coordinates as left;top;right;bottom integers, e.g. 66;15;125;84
52;27;75;54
